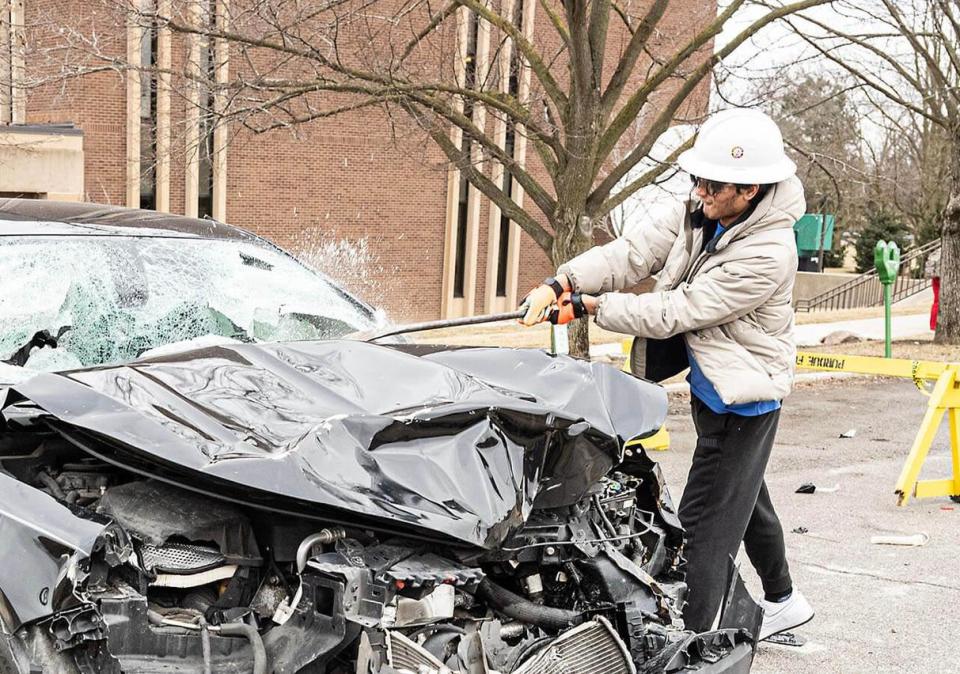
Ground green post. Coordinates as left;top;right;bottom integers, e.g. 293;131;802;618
874;240;900;358
882;283;893;358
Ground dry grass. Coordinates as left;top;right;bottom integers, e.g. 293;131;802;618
412;321;628;350
793;303;928;324
808;335;960;362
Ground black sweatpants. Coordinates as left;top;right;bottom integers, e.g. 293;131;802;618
678;396;793;633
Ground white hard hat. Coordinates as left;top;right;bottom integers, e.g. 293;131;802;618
677;108;796;184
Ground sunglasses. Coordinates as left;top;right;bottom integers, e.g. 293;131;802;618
689;175;731;196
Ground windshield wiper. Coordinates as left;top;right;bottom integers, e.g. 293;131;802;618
240;252;274;271
3;326;72;367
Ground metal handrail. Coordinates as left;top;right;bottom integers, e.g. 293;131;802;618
795;239;940;312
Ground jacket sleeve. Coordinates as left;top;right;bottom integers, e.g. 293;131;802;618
556;200;685;294
594;253;787;338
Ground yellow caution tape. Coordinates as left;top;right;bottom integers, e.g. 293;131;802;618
619;338;960;504
796;351;955;393
796;351;952;381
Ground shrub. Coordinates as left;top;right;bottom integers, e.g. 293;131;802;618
854;210;911;273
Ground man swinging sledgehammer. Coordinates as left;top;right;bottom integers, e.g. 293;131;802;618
519;108;814;640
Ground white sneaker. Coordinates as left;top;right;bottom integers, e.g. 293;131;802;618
758;590;814;641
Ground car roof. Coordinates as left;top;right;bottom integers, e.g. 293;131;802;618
0;198;256;240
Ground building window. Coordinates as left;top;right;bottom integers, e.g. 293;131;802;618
482;0;525;308
210;0;228;221
496;121;515;297
452;10;479;300
139;3;157;211
197;0;216;219
495;0;522;298
0;191;42;198
454;171;470;298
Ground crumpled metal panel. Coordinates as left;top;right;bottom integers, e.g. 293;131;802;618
0;470;110;629
5;341;667;548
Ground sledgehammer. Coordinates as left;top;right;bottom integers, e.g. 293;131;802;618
366;309;526;342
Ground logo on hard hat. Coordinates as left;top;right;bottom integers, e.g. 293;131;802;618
731;146;744;159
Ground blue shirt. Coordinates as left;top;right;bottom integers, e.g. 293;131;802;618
686;223;781;417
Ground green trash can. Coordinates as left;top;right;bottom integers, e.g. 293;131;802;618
794;214;835;271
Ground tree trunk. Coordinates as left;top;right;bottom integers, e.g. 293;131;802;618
934;191;960;344
551;214;594;358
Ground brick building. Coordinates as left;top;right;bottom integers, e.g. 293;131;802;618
0;0;713;321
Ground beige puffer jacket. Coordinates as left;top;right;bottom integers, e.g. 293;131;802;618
559;176;805;405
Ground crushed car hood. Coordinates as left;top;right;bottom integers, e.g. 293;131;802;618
3;342;667;548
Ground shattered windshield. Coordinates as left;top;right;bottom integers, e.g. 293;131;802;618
0;235;377;373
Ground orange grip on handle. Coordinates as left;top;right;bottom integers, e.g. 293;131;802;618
549;291;577;325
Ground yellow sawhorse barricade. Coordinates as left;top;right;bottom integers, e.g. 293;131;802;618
620;339;671;452
796;352;960;505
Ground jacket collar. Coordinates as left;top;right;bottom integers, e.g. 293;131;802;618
685;175;806;253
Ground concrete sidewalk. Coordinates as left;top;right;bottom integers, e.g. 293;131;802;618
792;313;931;347
590;312;933;358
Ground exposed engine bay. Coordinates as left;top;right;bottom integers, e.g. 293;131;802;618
0;342;759;673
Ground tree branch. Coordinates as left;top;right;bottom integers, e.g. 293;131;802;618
595;0;747;163
399;1;459;62
539;0;570;47
454;0;568;111
595;135;693;218
420;107;555;252
587;0;612;93
593;0;833;210
565;0;594;116
879;0;958;115
600;0;668;121
785;14;950;127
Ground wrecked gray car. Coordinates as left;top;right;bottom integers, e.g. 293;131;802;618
0;199;758;673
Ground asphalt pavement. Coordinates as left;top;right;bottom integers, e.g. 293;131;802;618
651;377;960;673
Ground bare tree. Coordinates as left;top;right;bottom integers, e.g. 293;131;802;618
24;0;830;354
767;73;869;241
767;73;949;264
866;107;952;245
787;0;960;342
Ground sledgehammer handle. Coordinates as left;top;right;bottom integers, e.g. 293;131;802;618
367;309;526;341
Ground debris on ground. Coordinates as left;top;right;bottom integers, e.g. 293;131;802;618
820;330;864;346
765;632;807;647
839;428;858;438
792;527;809;534
870;532;930;547
795;483;840;494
